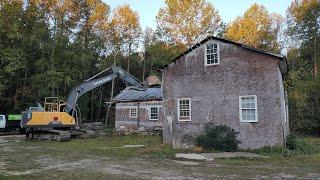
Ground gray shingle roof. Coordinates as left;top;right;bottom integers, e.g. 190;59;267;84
112;86;162;102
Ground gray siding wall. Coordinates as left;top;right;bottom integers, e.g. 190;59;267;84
115;101;163;129
162;40;287;149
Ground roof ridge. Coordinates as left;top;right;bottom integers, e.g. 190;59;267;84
160;36;286;70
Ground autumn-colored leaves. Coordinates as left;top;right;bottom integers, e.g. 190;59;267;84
156;0;222;47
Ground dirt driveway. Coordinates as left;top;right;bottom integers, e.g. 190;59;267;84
0;135;319;179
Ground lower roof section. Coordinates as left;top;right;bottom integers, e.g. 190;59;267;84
112;86;162;103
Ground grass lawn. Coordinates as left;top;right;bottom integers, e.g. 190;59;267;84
0;134;319;179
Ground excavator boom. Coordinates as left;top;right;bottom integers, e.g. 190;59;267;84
65;66;143;115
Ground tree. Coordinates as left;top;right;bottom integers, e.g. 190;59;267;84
0;0;111;122
103;4;142;125
141;28;185;78
287;0;320;77
285;0;320;135
156;0;222;47
225;3;282;52
75;0;110;122
110;4;141;73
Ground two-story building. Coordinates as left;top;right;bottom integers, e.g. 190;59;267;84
161;36;288;149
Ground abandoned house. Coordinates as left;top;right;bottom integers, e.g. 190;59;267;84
161;36;289;149
112;86;163;130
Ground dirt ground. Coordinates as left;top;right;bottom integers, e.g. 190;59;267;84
0;135;319;179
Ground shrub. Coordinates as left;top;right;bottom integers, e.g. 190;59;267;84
286;134;298;150
195;124;240;152
250;146;285;156
286;134;317;154
294;138;318;154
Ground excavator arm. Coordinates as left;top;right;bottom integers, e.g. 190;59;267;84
65;66;143;115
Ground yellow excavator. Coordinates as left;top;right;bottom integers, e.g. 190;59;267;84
20;66;144;141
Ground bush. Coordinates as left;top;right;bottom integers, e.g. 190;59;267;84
286;134;298;150
250;146;285;156
286;134;317;154
195;124;240;152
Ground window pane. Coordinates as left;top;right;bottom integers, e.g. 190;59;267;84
250;102;255;108
130;108;137;117
179;99;190;119
242;109;246;116
240;96;257;121
206;43;219;65
150;107;158;120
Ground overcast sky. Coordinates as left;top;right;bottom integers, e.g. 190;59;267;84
102;0;293;30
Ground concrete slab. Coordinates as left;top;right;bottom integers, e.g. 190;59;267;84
175;153;213;161
122;145;146;148
172;160;201;166
202;152;268;159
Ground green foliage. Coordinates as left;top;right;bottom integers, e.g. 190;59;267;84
286;134;298;150
285;135;318;155
293;138;318;154
0;1;110;122
285;0;320;135
195;124;240;152
251;146;285;156
252;137;319;156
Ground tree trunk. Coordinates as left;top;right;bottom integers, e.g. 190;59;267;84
90;90;94;122
105;52;117;126
313;35;318;78
50;18;57;96
96;89;102;121
142;52;146;81
127;42;132;74
313;36;318;78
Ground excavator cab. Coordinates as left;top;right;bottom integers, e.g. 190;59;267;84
43;97;75;116
44;97;59;112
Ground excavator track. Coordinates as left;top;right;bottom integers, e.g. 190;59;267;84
27;129;71;142
26;128;97;142
68;129;97;139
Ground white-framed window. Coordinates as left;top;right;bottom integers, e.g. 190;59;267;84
150;107;159;121
130;107;137;118
205;42;219;66
239;95;258;122
177;98;191;121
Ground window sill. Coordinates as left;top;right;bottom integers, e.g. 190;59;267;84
178;119;191;122
205;63;219;66
240;121;258;123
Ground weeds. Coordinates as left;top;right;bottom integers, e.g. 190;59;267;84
250;137;320;157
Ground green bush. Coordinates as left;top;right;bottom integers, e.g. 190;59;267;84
286;134;317;154
252;136;319;156
250;146;285;156
286;134;298;150
195;124;240;152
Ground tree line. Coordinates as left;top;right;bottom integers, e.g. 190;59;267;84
0;0;319;135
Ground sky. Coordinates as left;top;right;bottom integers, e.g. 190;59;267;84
102;0;293;30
